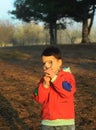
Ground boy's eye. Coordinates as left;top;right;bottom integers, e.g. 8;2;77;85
42;62;45;66
42;61;53;69
47;61;53;66
43;61;52;65
48;61;52;65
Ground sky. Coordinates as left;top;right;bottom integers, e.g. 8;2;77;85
0;0;96;28
0;0;14;19
0;0;21;24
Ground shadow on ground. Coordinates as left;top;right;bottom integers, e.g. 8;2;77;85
0;94;32;130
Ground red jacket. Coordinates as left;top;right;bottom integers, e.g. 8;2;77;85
32;69;76;120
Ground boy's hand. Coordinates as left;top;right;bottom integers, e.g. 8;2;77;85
43;68;56;88
43;75;51;88
44;68;55;79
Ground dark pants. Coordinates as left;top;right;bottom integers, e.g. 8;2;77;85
41;125;75;130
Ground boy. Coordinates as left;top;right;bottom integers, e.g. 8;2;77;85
32;46;76;130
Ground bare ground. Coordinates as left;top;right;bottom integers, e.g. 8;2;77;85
0;44;96;130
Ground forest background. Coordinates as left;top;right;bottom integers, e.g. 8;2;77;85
0;0;96;47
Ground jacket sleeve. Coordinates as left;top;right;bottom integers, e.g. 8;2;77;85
32;78;50;104
51;72;76;98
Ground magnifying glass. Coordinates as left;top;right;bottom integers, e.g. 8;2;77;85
43;61;53;71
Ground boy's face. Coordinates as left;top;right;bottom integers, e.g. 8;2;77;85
42;55;62;75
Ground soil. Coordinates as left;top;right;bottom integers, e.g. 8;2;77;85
0;44;96;130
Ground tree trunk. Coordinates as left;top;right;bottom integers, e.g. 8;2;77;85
88;4;95;35
81;18;90;44
54;23;57;44
49;21;57;45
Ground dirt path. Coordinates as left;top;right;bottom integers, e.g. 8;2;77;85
0;45;96;130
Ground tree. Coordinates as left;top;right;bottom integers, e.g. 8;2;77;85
10;0;96;44
69;0;96;43
0;20;14;46
10;0;70;44
13;23;46;46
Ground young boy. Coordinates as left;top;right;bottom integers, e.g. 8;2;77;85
32;46;76;130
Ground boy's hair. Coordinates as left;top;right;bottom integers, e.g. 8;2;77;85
41;46;62;59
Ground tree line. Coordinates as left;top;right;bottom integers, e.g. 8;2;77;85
0;21;46;46
0;20;96;47
10;0;96;45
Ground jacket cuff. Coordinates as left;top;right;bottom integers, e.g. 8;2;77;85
51;75;57;82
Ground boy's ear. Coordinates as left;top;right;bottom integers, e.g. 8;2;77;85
58;59;62;67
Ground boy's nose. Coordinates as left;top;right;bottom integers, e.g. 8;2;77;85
44;63;51;70
43;61;53;71
44;65;50;71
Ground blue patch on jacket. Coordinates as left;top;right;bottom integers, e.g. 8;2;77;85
62;81;72;92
